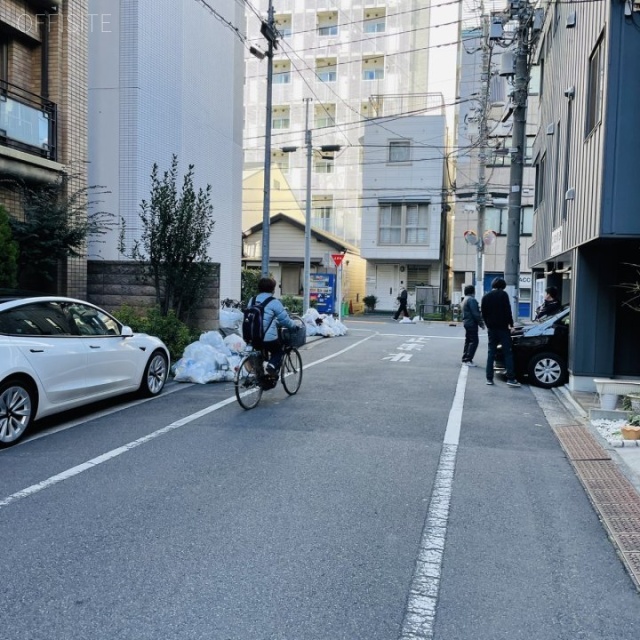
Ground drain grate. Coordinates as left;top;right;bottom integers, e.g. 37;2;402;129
553;425;611;461
588;488;640;504
624;553;640;578
598;503;640;519
574;460;621;479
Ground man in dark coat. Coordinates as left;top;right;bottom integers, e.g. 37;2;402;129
534;286;561;320
461;284;484;366
393;287;409;320
480;277;521;387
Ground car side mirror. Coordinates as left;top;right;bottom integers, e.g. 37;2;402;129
121;325;134;337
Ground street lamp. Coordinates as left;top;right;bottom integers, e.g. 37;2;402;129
282;99;340;314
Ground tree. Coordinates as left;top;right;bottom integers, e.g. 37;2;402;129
121;155;216;322
241;268;261;306
6;173;112;290
0;205;18;288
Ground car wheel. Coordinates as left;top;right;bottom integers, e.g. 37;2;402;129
0;379;36;448
140;350;168;397
527;352;567;389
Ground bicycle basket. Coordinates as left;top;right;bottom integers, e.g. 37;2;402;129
280;320;306;348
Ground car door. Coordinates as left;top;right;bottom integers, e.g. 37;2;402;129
67;302;143;396
1;301;89;405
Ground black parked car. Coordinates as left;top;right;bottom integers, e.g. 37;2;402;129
495;306;570;388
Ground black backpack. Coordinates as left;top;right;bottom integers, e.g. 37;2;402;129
242;296;275;348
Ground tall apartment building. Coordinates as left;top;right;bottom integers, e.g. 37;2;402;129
452;21;538;319
0;0;89;296
244;0;432;248
87;0;244;301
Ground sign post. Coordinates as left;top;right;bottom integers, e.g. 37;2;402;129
331;254;344;321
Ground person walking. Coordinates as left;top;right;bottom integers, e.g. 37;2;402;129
480;277;521;387
393;287;409;320
461;285;484;367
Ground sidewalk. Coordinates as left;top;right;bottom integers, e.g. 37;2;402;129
547;385;640;590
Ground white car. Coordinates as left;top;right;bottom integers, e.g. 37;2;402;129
0;296;170;447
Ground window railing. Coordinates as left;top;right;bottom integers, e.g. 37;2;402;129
0;80;57;160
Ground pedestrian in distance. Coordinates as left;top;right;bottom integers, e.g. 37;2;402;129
480;277;521;387
461;284;485;367
534;285;561;321
253;277;298;376
393;287;409;320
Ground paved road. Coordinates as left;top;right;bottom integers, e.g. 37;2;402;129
1;318;639;639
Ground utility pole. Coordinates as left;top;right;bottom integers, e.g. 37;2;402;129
475;13;491;299
303;97;313;314
258;0;278;277
504;3;532;319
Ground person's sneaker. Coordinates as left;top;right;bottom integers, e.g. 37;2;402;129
486;379;494;385
465;361;477;367
265;363;278;376
506;379;521;388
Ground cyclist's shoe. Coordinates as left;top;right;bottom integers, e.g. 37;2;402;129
265;363;278;375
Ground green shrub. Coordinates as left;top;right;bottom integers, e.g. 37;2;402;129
280;295;303;315
111;304;199;363
363;294;378;311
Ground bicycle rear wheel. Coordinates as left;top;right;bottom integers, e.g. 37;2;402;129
235;355;263;409
281;348;303;395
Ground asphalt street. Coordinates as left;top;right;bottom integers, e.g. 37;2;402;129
1;317;639;640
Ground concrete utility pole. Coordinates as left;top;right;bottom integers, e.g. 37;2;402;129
475;13;491;299
303;97;313;314
259;0;278;277
504;16;528;318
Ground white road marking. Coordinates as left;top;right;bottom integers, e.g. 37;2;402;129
383;353;413;362
0;334;376;510
399;365;468;639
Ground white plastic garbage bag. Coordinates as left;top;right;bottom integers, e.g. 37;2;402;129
219;307;243;330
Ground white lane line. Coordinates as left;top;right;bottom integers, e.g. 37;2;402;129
399;365;468;640
0;334;376;510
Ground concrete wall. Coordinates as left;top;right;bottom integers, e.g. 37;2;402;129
87;260;220;331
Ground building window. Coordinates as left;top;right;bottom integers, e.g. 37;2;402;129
317;11;338;36
314;157;334;173
525;136;534;165
484;206;533;236
535;154;546;209
315;103;336;129
0;35;7;83
271;150;289;172
363;9;386;33
389;140;410;163
586;35;604;136
489;137;512;166
529;65;541;96
407;265;430;289
316;57;337;83
312;195;333;232
362;55;384;80
272;105;290;129
275;14;292;38
379;203;429;245
273;60;291;84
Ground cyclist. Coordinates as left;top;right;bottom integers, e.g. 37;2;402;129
254;277;299;376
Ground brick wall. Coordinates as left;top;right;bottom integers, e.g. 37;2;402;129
87;260;221;331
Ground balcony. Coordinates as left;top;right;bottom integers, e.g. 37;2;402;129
0;81;57;161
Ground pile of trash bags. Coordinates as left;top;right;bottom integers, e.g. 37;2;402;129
172;307;348;384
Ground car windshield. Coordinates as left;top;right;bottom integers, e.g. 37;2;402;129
521;306;569;336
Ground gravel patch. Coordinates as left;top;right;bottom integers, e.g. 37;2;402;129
592;418;640;448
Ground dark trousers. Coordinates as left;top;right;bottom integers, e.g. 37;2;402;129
486;328;516;381
394;302;409;320
263;339;284;370
462;326;479;362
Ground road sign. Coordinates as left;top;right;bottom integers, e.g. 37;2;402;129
331;253;344;267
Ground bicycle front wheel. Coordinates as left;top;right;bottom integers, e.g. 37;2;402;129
235;355;263;409
281;348;303;395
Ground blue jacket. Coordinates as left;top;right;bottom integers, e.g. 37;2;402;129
254;293;296;342
462;295;484;330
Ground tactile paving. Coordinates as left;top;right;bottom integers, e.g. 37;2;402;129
615;534;640;552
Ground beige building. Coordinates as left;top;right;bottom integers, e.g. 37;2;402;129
1;0;89;296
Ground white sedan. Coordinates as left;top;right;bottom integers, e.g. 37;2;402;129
0;296;170;447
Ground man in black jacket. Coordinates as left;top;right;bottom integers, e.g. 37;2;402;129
461;284;484;366
480;277;521;387
393;287;409;320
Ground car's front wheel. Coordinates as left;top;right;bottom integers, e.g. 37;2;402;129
140;350;168;397
0;379;36;448
527;352;567;388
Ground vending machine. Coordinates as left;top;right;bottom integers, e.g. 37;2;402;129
309;274;335;314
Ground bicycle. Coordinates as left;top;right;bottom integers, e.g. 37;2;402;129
234;316;305;410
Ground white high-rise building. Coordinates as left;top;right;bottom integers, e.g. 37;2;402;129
87;0;244;300
244;1;435;247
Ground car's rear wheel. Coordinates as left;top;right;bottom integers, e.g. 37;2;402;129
0;379;36;447
528;352;566;388
140;350;168;397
